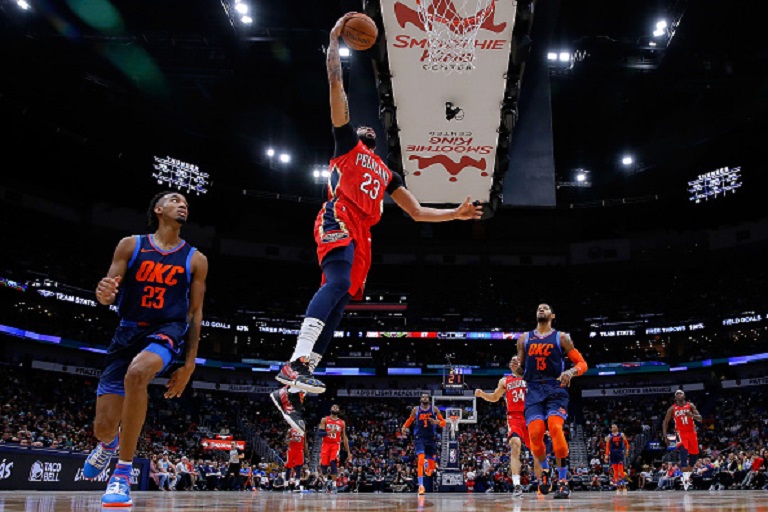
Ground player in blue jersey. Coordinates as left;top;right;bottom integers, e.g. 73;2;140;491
511;304;588;500
402;393;446;495
83;191;208;508
604;423;630;493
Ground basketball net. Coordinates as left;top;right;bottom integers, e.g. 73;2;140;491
447;409;461;439
416;0;496;73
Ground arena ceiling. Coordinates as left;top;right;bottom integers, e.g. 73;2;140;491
1;0;766;218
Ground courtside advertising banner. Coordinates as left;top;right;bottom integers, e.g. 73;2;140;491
0;447;149;491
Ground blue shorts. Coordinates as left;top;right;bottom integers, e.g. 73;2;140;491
415;439;438;458
97;321;187;396
524;380;569;425
609;452;625;465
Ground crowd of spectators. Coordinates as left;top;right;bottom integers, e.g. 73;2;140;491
2;358;767;493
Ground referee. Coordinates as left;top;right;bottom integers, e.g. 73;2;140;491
226;441;244;490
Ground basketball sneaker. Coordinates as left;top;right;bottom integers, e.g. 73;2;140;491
418;484;426;495
275;357;326;394
553;479;570;500
102;474;132;507
538;468;552;495
270;387;306;436
512;484;523;497
83;435;118;479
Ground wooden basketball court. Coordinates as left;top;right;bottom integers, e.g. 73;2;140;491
1;490;766;511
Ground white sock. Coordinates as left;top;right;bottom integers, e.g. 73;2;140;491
309;351;323;371
683;471;691;482
290;318;325;361
512;475;520;486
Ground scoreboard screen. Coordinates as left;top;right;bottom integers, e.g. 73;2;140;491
688;166;742;203
443;366;466;395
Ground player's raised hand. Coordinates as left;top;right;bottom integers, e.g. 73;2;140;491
96;275;121;305
453;197;483;220
331;12;357;39
401;427;409;436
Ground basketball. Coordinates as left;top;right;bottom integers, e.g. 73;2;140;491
342;13;378;51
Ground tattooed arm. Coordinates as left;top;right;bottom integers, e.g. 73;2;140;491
328;14;355;127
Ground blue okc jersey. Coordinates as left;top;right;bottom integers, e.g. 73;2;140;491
523;330;564;382
413;406;438;440
609;433;625;453
117;235;196;324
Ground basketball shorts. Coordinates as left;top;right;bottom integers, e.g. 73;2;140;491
286;449;304;468
97;320;187;396
314;202;372;300
609;451;625;465
507;412;530;449
320;443;341;466
677;432;699;455
524;380;569;425
415;439;438;458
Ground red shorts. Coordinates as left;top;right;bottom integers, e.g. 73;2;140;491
678;431;699;455
507;413;530;449
314;202;372;300
320;442;341;466
285;449;304;468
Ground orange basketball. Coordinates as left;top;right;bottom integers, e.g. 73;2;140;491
342;13;378;51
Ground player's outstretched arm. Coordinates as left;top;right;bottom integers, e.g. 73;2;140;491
342;421;351;453
475;377;506;402
401;406;417;434
390;189;483;222
95;236;136;305
327;13;356;127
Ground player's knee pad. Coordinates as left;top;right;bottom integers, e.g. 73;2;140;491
321;465;329;475
330;460;338;474
547;416;568;459
688;453;699;468
679;446;689;468
528;419;547;459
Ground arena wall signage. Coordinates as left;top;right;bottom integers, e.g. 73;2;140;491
337;389;431;398
0;447;148;491
721;377;768;389
581;383;704;398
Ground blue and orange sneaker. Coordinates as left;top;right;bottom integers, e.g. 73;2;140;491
102;474;132;507
83;436;118;479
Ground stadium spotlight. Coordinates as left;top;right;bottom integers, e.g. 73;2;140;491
266;148;275;157
17;0;30;10
547;52;557;61
339;47;351;58
621;155;634;166
559;52;570;62
241;15;253;24
279;153;291;164
235;3;248;14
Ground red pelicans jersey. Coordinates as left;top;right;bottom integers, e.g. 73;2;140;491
673;402;696;433
323;417;345;445
505;375;527;414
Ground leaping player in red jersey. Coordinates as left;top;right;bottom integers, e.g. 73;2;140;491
662;389;702;491
604;423;630;493
271;13;483;434
318;404;350;493
475;356;542;497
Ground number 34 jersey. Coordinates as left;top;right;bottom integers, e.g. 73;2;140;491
117;234;196;325
505;375;527;414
